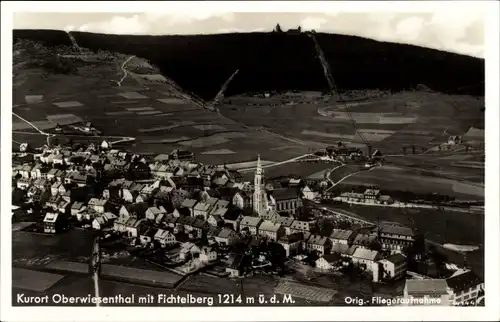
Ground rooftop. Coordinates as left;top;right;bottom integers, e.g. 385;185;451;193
405;279;449;296
446;270;483;294
240;216;262;227
258;220;282;232
352;248;379;261
330;229;354;241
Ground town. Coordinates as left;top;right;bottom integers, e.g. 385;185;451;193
12;138;484;306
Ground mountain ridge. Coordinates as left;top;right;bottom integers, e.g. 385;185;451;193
13;29;485;100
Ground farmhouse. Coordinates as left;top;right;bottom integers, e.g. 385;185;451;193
316;253;343;271
363;189;380;203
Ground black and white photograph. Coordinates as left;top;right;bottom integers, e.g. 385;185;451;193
1;1;499;321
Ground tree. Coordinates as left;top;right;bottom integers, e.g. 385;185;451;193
274;24;283;33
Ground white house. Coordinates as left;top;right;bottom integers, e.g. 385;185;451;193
88;198;108;214
351;248;380;270
316;253;343;270
258;220;284;241
153;229;176;247
446;270;484;306
375;253;407;282
199;246;217;263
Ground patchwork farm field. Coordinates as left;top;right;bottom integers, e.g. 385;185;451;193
220;91;484;155
13;59;313;164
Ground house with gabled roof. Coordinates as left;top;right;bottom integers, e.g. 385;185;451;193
277;216;295;235
330;229;356;245
119;202;149;220
278;232;303;257
258;220;284;241
352;248;380;270
145;206;167;221
305;234;332;256
376;253;407;281
239;216;263;236
353;233;378;250
290;220;311;234
153;229;176;247
215;228;238;246
181;198;198;217
446;270;484;306
88;198;108;214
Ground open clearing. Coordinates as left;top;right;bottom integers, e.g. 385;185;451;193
118;91;148;99
126;106;154;112
157;98;189;104
136;110;162;115
13;268;65;292
193;124;226;131
341;166;484;198
105;111;134;116
201;149;236;155
100;264;184;287
274;281;337;302
25;95;43;104
442;244;481;252
45;260;90;274
52;101;84;108
301;130;355;140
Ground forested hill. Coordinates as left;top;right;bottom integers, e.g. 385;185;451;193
14;29;485;100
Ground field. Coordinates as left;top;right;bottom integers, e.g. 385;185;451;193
274;281;337;303
12;58;313;165
13;268;66;292
220;91;484;156
338;164;484;199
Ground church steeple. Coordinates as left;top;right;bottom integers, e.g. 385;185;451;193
253;154;267;216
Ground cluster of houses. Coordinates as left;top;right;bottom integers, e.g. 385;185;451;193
334;188;394;205
12;143;484;303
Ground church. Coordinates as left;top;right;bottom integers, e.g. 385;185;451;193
252;155;277;218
